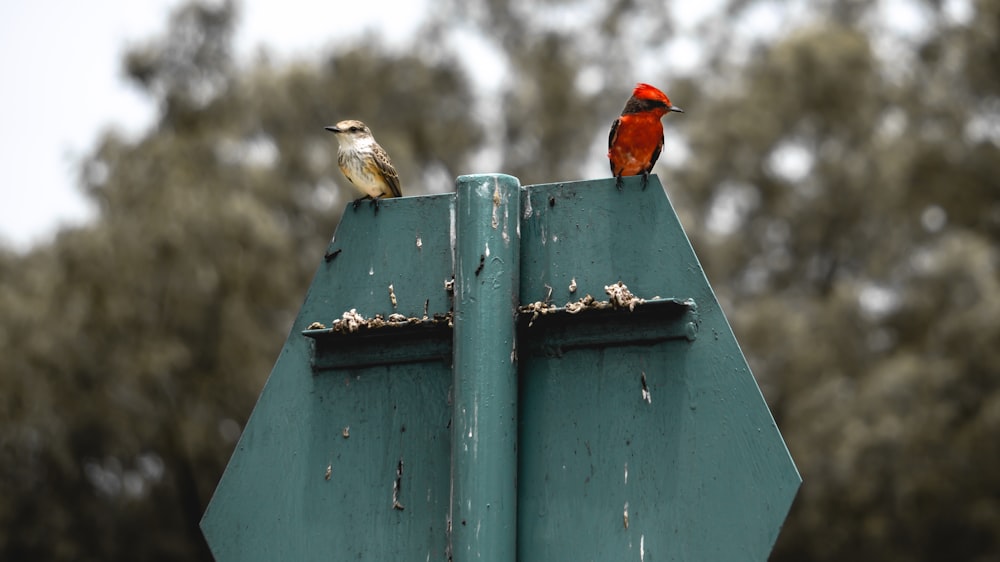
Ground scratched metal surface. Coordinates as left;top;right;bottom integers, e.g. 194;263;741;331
201;192;456;561
201;175;800;561
516;175;800;562
450;174;521;562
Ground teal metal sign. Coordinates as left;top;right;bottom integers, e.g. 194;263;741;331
201;174;800;561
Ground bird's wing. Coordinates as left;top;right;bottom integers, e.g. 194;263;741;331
608;118;621;173
608;118;621;149
647;134;664;173
374;144;402;198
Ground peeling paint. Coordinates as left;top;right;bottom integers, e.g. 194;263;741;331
500;189;511;245
491;183;501;230
449;200;457;274
392;458;405;511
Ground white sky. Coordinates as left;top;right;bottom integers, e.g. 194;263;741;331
0;0;427;250
0;0;968;251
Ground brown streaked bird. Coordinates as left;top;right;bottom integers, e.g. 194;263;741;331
608;83;684;191
325;120;401;212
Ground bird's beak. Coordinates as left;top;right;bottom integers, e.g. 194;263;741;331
669;105;684;113
324;126;340;133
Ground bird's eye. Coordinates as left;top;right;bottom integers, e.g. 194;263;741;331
349;126;360;132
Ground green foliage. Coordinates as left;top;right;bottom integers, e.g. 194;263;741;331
1;0;998;560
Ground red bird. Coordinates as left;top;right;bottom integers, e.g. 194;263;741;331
608;83;684;190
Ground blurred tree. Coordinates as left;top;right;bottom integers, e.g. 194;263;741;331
671;1;1000;560
0;1;481;560
420;0;680;184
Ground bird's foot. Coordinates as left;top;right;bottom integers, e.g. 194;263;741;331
640;172;650;191
371;196;381;216
615;175;624;192
352;195;372;211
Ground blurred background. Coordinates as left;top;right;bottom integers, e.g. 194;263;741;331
1;0;998;559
